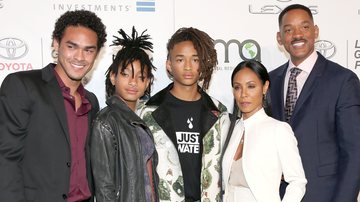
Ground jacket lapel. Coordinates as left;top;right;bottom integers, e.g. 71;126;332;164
42;64;70;144
199;92;219;135
291;53;326;124
148;84;177;144
152;104;177;144
272;63;288;121
85;90;99;194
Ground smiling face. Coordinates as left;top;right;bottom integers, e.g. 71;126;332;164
232;67;269;120
54;26;99;86
166;40;200;90
110;60;150;111
277;8;319;66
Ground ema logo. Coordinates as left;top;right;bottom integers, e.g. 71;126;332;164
315;40;336;59
214;39;261;63
136;0;155;12
0;37;29;60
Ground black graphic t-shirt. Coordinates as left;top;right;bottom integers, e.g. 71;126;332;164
166;92;202;201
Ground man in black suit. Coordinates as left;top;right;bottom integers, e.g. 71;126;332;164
0;10;107;202
269;4;360;202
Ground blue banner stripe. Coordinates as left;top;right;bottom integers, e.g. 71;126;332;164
136;7;155;12
136;2;155;6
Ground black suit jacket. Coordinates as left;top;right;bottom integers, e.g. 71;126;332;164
0;63;99;202
269;53;360;202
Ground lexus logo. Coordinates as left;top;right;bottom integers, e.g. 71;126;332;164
0;37;29;60
315;40;336;59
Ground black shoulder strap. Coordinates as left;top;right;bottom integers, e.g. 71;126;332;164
219;111;238;198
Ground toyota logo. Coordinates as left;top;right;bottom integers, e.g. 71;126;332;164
315;40;336;59
0;37;29;60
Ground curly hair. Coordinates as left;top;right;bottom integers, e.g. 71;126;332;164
166;27;217;90
52;10;107;50
105;26;156;99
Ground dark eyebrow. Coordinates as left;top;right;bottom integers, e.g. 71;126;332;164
84;45;97;50
282;20;312;28
65;40;97;50
65;41;78;47
247;81;256;85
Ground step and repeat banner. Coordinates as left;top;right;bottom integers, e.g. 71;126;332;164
1;0;360;200
1;0;360;112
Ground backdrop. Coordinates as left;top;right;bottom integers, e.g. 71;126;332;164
1;0;360;200
1;0;360;111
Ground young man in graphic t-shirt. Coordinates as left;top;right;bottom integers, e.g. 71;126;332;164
138;27;229;202
168;93;202;200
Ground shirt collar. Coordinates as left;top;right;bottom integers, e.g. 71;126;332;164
53;69;87;98
53;69;91;115
288;50;318;74
241;108;267;127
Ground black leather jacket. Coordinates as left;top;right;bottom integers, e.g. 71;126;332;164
90;96;159;202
